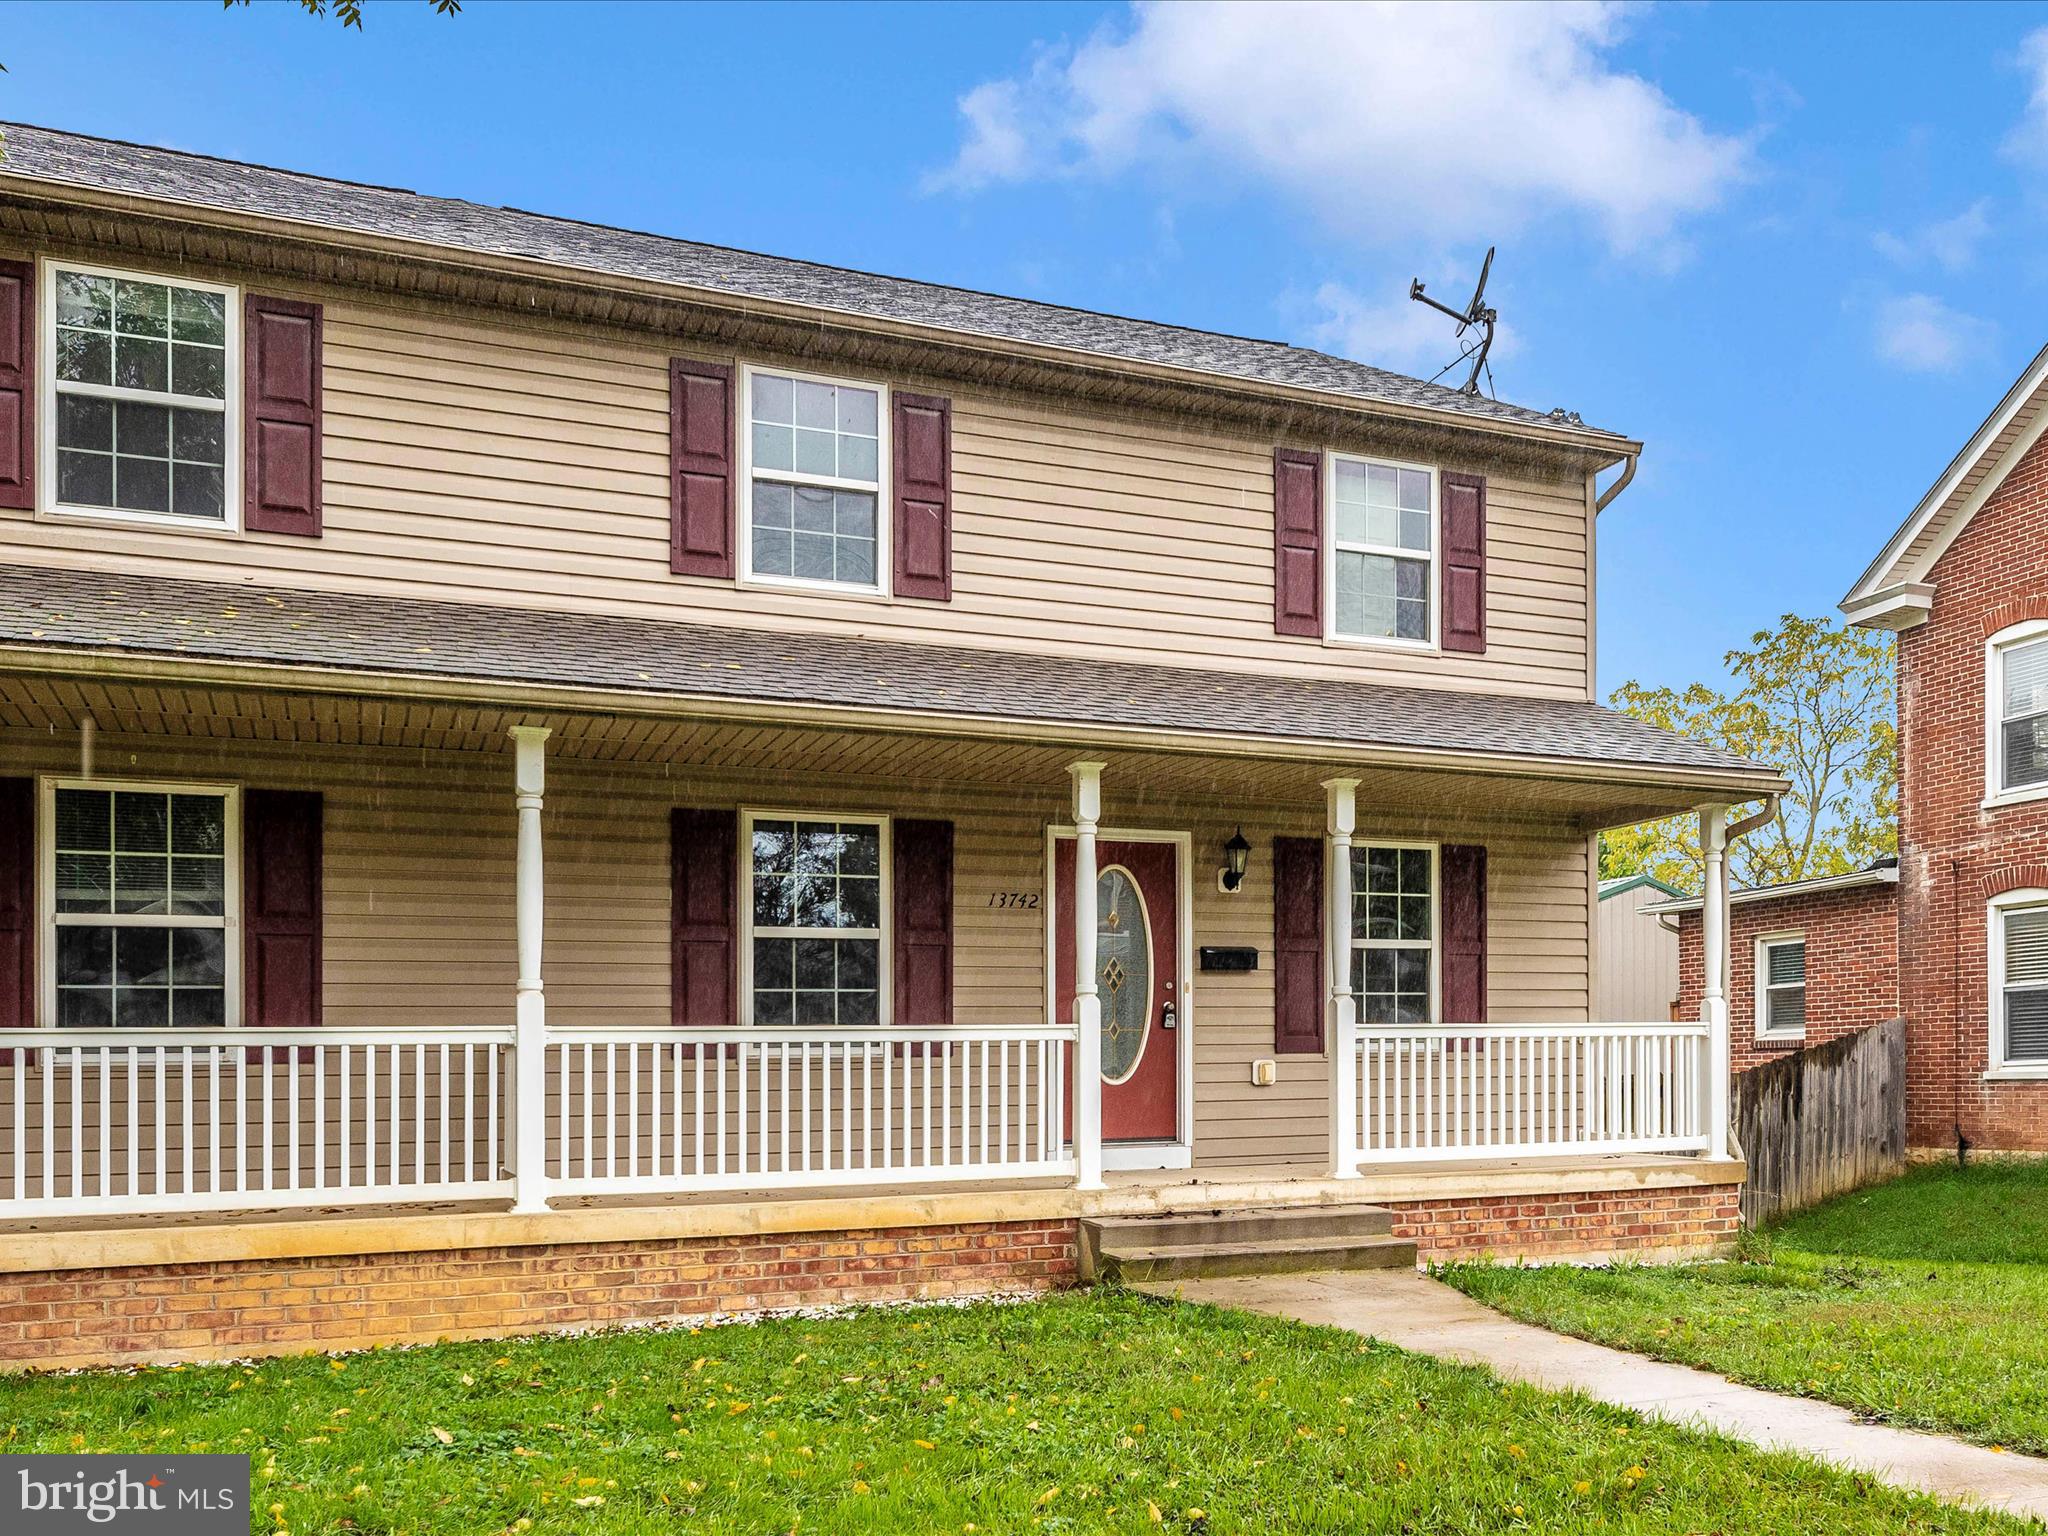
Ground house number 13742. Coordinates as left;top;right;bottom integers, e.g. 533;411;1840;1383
986;892;1041;909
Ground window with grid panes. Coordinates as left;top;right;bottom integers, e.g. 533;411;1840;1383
48;784;231;1028
1349;844;1435;1024
746;816;884;1026
50;264;232;524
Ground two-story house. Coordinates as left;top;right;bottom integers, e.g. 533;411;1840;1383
1845;343;2048;1156
0;124;1780;1370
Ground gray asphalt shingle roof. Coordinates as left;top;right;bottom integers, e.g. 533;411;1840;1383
0;121;1619;441
0;564;1770;779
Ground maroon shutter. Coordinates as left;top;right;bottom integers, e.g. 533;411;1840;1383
0;259;32;510
243;790;323;1036
1440;471;1487;654
892;392;952;601
243;295;323;537
1440;843;1488;1025
893;819;954;1026
0;779;32;1042
1273;448;1323;636
670;359;735;578
671;808;737;1025
1272;835;1324;1054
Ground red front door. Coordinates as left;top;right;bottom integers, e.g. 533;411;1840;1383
1055;838;1179;1143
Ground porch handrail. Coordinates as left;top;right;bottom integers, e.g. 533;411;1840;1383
0;1025;518;1218
0;1021;1078;1220
1351;1019;1712;1164
540;1022;1076;1199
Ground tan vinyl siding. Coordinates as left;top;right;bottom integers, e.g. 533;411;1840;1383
0;726;1592;1171
0;256;1592;701
1594;883;1682;1023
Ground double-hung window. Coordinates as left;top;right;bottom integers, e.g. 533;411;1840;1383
1756;934;1807;1040
1990;625;2048;800
742;368;885;592
46;261;236;527
1330;455;1435;645
1992;894;2048;1070
1349;843;1436;1023
41;780;238;1029
743;813;888;1026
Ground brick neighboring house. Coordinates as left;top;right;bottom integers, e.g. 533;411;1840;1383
1651;862;1900;1075
1844;343;2048;1154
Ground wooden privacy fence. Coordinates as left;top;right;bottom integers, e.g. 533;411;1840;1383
1733;1016;1906;1228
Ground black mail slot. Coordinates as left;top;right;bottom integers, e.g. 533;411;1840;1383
1199;946;1259;973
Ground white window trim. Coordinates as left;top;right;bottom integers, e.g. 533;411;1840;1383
737;808;892;1028
1985;619;2048;809
735;363;891;598
37;257;243;535
1323;452;1440;653
1754;931;1807;1041
35;776;243;1031
1348;838;1442;1026
1988;888;2048;1079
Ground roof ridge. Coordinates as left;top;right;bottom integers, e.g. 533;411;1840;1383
0;120;1621;439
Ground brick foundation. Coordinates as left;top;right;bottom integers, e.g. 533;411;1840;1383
1386;1182;1740;1262
0;1219;1080;1373
0;1183;1740;1371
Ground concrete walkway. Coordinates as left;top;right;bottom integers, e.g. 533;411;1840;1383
1135;1268;2048;1525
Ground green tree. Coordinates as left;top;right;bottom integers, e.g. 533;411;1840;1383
1598;614;1896;893
223;0;461;28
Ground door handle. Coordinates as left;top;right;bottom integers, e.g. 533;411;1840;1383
1160;1001;1177;1031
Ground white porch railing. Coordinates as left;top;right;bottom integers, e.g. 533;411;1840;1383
0;1022;1074;1219
1353;1022;1712;1163
541;1025;1072;1198
0;1028;518;1218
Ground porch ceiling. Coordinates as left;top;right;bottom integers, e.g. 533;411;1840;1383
0;669;1753;829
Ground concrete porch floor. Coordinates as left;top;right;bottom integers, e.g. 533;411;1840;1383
0;1153;1740;1278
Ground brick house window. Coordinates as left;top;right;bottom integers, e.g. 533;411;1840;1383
1991;893;2048;1071
1756;934;1806;1040
1988;623;2048;801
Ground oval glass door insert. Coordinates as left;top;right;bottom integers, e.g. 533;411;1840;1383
1096;866;1153;1084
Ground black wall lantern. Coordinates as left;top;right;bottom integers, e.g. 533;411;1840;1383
1219;826;1253;893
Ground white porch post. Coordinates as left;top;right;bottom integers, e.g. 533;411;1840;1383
1070;761;1106;1191
1324;777;1361;1179
1700;803;1732;1161
510;725;552;1213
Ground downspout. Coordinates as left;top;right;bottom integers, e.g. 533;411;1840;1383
1706;794;1779;1165
1594;453;1638;514
1717;796;1781;1005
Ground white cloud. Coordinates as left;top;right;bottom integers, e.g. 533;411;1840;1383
1305;279;1520;376
1873;200;1992;272
930;1;1751;259
2004;26;2048;169
1872;293;1996;374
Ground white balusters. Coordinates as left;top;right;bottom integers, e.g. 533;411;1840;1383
1354;1022;1711;1164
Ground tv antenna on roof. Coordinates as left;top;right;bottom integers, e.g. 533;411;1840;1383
1409;246;1497;398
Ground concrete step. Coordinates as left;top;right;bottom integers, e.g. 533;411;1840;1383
1080;1203;1412;1282
1098;1233;1420;1283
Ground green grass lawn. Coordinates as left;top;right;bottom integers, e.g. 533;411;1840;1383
1444;1158;2048;1457
0;1289;2022;1534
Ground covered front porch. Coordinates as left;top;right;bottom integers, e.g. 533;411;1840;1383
0;664;1762;1236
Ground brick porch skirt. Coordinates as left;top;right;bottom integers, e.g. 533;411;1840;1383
0;1184;1739;1371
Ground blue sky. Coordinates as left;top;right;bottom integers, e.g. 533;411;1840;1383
4;0;2044;693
